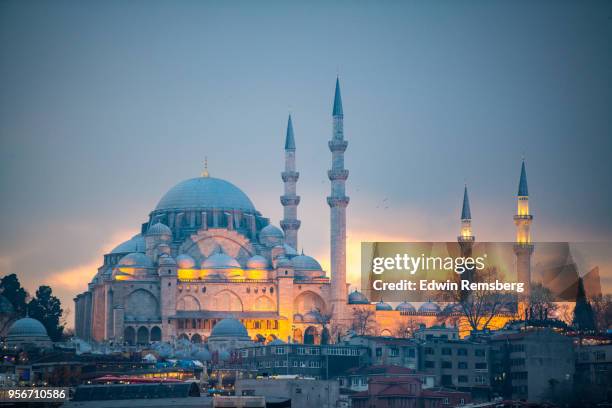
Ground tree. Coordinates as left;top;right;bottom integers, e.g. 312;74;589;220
350;307;376;336
0;274;29;316
394;318;418;338
527;282;557;320
311;308;333;344
28;286;64;341
590;294;612;333
447;267;508;332
572;278;596;333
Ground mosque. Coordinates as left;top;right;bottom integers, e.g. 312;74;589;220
74;78;532;345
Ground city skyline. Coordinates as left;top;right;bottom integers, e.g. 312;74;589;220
1;1;611;320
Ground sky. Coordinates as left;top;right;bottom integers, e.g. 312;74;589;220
1;0;611;325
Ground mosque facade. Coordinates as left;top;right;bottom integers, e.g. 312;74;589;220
74;79;532;345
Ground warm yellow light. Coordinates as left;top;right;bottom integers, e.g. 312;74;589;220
178;269;199;280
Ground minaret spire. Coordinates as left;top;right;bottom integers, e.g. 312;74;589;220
328;77;349;322
459;185;474;242
280;114;301;250
514;158;534;297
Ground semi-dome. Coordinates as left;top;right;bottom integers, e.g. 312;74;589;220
396;301;416;313
210;318;249;339
8;317;49;338
201;250;241;270
293;313;304;323
118;252;154;268
259;225;284;246
246;255;268;269
375;301;393;311
291;254;323;271
176;254;196;269
147;222;171;235
348;290;370;305
155;177;255;212
419;301;441;314
111;234;145;254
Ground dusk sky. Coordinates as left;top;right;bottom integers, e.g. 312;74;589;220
1;0;611;324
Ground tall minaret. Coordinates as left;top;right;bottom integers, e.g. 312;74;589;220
514;159;533;296
458;185;475;290
328;77;349;320
280;114;301;250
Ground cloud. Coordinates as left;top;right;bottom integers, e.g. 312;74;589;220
43;228;137;290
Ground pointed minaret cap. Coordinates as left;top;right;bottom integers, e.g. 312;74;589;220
461;185;471;220
518;160;528;196
332;77;343;116
285;114;296;150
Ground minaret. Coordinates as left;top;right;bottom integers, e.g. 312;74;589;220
328;77;349;320
514;159;533;296
280;114;301;250
458;185;474;245
458;185;475;291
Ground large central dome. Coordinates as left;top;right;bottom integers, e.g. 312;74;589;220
155;177;256;212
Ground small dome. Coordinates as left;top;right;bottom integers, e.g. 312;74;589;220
375;301;393;311
158;254;176;266
259;225;284;247
147;222;171;236
291;254;322;271
176;254;196;269
419;301;441;314
111;234;146;254
202;249;241;270
293;313;304;323
7;317;49;338
396;301;416;313
118;252;154;268
210;318;249;338
276;257;293;269
246;255;268;269
348;290;370;305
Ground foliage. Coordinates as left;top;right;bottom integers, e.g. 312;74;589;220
28;285;64;341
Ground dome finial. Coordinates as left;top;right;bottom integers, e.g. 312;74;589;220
201;156;210;178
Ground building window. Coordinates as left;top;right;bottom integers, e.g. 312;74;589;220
442;348;451;355
407;348;416;358
458;375;468;383
443;397;449;404
425;347;434;355
276;347;286;355
458;362;468;369
475;349;485;357
457;348;467;356
442;361;452;369
247;288;250;294
390;348;399;357
270;287;274;293
376;348;382;357
425;361;435;368
475;362;487;370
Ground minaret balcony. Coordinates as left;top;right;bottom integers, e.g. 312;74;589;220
280;219;301;230
280;196;301;206
457;236;475;242
327;196;350;207
328;169;349;181
281;171;299;182
513;215;533;221
328;140;348;152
